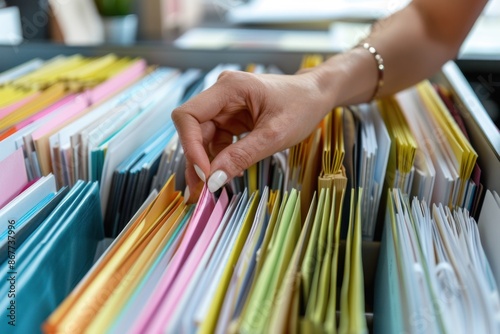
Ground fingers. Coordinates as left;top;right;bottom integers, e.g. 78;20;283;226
208;128;235;159
207;126;284;193
174;70;276;194
172;72;245;182
179;121;215;203
172;110;210;184
183;122;216;203
184;164;204;204
172;87;225;187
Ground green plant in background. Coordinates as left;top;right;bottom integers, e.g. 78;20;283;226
95;0;133;16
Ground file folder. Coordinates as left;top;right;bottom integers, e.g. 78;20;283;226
0;180;103;334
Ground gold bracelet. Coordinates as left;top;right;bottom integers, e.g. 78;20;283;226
357;42;384;100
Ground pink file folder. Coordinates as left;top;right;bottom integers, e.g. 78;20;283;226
0;92;40;120
13;94;77;133
31;94;89;141
147;189;230;332
31;59;147;141
88;59;147;104
0;148;28;209
130;186;216;334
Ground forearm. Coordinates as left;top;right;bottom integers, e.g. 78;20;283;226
310;0;487;108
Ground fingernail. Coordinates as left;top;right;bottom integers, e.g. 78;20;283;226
183;186;190;204
194;164;206;183
208;170;227;193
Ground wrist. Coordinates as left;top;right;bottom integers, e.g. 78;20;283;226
308;48;381;107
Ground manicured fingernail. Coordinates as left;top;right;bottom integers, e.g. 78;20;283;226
194;164;206;183
208;170;227;193
183;186;190;203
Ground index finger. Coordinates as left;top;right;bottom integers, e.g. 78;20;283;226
171;82;231;182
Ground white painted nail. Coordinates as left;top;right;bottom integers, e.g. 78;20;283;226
208;170;227;193
183;186;190;203
194;164;206;183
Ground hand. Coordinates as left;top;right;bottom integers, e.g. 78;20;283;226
172;69;334;201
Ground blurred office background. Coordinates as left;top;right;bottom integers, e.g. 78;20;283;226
1;0;499;46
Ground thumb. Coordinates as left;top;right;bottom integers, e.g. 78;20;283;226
207;127;283;193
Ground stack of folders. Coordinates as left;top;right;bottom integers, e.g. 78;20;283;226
42;175;368;334
0;53;499;333
376;189;500;334
395;82;479;210
0;175;102;333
